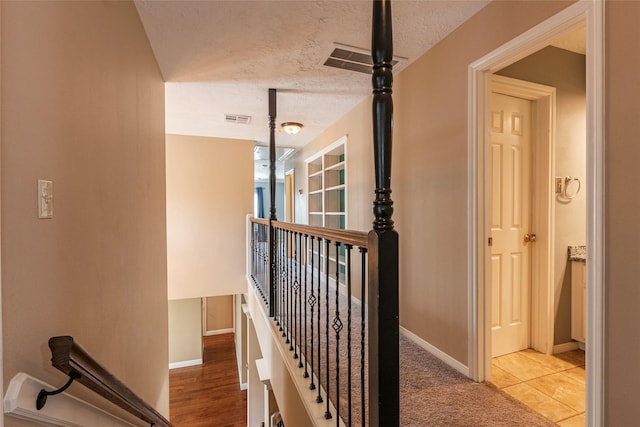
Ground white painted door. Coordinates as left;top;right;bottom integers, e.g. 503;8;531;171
490;92;532;357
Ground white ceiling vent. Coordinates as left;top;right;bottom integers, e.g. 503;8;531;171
225;114;251;125
323;43;404;75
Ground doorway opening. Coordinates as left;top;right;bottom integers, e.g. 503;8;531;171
488;68;586;424
488;74;556;359
468;1;604;426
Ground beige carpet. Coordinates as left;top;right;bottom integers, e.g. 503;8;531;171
399;335;557;426
272;263;557;426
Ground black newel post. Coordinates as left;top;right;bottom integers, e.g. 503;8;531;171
268;88;277;317
368;1;399;426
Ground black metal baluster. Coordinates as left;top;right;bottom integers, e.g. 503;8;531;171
332;241;343;426
316;237;323;404
360;247;367;427
297;232;303;368
304;234;310;377
258;226;263;294
280;228;285;332
346;244;353;427
293;232;299;359
250;223;255;279
280;230;287;338
287;230;292;347
309;236;317;390
277;227;282;327
325;238;332;420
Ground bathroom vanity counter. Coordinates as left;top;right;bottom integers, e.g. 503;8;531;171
568;245;586;263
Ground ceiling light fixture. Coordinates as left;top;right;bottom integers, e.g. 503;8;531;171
281;122;303;135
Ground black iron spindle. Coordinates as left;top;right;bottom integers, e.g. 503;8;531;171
332;241;343;426
346;244;353;427
297;232;303;367
293;232;299;359
304;234;310;377
316;237;323;404
282;229;288;337
325;238;332;420
287;230;293;347
309;235;317;390
277;229;284;331
360;246;367;427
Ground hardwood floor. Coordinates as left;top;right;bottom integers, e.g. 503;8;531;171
170;333;247;427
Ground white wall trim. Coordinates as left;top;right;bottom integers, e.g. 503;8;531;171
585;1;605;425
0;4;4;424
553;341;580;354
4;373;138;427
168;359;203;370
400;326;469;377
204;327;235;337
467;2;605;426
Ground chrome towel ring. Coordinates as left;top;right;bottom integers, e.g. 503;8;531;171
564;176;581;199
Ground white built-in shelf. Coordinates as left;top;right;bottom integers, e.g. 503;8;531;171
324;161;345;171
305;136;347;230
325;184;345;192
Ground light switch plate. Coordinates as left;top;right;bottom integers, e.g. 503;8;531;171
38;179;53;219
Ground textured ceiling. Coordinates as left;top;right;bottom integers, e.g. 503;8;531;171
135;0;489;149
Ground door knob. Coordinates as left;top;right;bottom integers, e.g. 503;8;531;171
524;233;537;243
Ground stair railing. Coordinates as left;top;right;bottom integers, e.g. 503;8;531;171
41;336;172;427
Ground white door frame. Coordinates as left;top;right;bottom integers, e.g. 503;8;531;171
285;168;295;223
0;4;4;424
467;1;604;425
490;74;557;356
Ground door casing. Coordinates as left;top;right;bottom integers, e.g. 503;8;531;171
467;1;605;425
285;169;295;223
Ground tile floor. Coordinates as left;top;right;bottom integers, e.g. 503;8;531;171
491;348;585;426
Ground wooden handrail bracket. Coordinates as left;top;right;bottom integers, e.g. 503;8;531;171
47;336;172;427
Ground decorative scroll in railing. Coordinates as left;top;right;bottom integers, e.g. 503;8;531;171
250;218;369;427
40;336;172;427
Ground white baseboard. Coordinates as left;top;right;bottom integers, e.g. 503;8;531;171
169;358;203;370
553;341;580;354
204;328;234;337
400;326;469;376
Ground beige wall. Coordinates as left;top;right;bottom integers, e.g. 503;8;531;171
393;0;577;365
205;295;234;333
168;299;202;364
288;99;374;232
290;1;572;365
605;1;640;424
1;1;169;423
166;134;253;300
497;46;586;345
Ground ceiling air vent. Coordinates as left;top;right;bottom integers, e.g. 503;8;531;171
225;114;251;125
324;43;402;74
